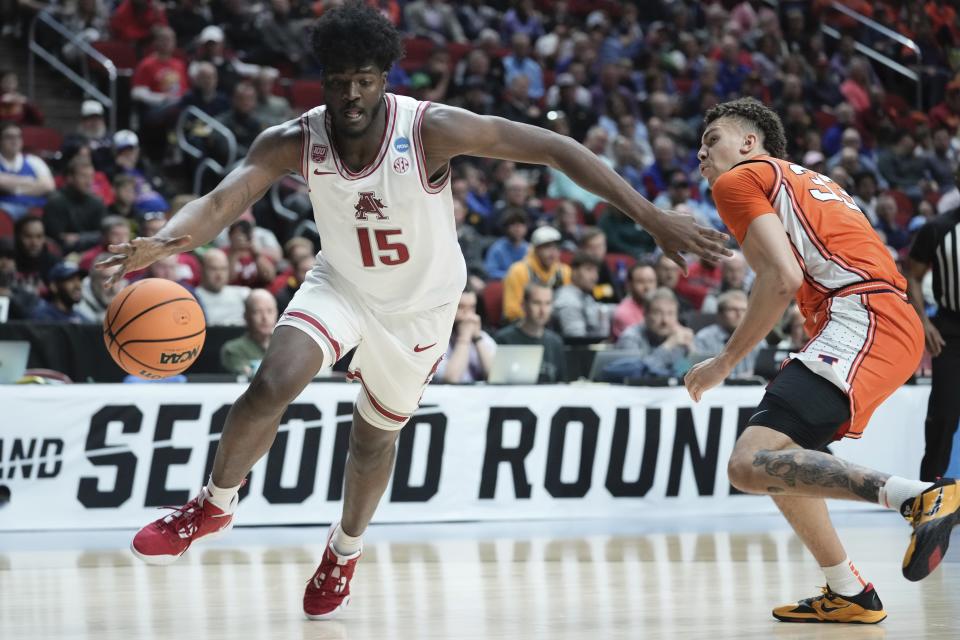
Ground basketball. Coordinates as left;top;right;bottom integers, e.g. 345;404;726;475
103;278;206;379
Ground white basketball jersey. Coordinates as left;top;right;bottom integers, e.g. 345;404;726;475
299;94;467;313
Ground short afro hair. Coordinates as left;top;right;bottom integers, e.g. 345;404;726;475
703;98;788;159
310;1;404;75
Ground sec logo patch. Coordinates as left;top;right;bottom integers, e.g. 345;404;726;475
393;157;410;174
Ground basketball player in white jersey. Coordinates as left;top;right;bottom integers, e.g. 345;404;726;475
98;1;730;620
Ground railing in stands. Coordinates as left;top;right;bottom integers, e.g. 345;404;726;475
821;1;922;109
26;10;118;133
175;106;238;194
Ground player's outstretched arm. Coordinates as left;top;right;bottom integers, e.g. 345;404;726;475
96;120;302;285
421;104;731;268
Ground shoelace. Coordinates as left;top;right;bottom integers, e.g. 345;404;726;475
157;498;205;536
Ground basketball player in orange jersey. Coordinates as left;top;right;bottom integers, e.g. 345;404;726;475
683;97;960;624
97;2;730;621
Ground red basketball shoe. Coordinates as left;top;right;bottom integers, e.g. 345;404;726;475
303;525;362;620
130;487;236;565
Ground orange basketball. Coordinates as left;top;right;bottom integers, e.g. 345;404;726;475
103;278;206;379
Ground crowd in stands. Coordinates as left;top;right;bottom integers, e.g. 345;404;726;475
1;0;959;383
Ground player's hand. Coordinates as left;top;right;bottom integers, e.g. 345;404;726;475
684;356;732;402
649;210;732;274
923;318;945;358
95;235;192;288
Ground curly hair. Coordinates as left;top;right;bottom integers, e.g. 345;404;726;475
703;98;787;159
310;1;404;74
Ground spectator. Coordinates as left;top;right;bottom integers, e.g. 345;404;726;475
692;290;762;378
642;136;681;201
249;0;311;71
503;32;544;101
42;156;107;254
653;253;694;316
137;210;167;237
12;215;56;296
146;254;196;288
597;205;657;259
498;74;541;126
179;61;230;118
30;262;85;324
166;0;212;43
929;76;960;132
0;69;43;126
777;304;808;350
110;130;169;213
547;126;610;212
612;262;656;339
214;82;265;158
501;0;543;42
493;173;537;230
454;197;491;288
615;287;694;377
502;226;571;322
821;101;857;157
253;68;292;127
408;47;453;103
274;253;313;314
826;127;883;186
192;24;265;93
0;122;55;220
611;135;645;194
456;0;499;41
61;101;113;171
925;128;957;194
268;236;315;295
194;248;249;326
404;0;466;44
220;289;278;377
76;251;121;323
653;169;716;229
107;174;139;221
223;219;277;288
0;236;38;320
852;170;880;225
484;207;529;280
493;283;567;383
214;209;282;263
61;0;109;64
110;0;168;43
701;251;751;313
553;252;612;339
437;287;496;383
578;227;619;302
78;216;130;272
839;56;876;115
554;199;584;251
676;255;722;311
873;193;911;252
132;26;189;121
546;72;597;143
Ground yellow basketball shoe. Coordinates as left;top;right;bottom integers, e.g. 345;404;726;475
772;584;886;624
902;477;960;582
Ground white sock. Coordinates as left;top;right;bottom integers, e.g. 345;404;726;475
822;557;867;597
204;476;241;513
330;523;362;557
878;476;932;511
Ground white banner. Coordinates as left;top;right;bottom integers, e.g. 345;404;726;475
0;383;929;531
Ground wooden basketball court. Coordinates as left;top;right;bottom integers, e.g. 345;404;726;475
1;513;956;639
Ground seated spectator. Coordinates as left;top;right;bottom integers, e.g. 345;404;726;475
220;289;278;377
873;193;910;252
403;0;466;44
274;253;313;314
268;236;315;295
249;0;312;72
925;128;957;194
131;26;188;136
78;216;130;272
192;24;268;94
641;136;681;201
826;128;883;186
214;82;265;159
61;0;109;63
0;236;38;320
110;130;169;213
179;62;230;118
615;287;694;377
577;227;620;302
30;262;85;324
653;170;715;229
110;0;168;44
253;68;292;127
194;248;249;326
76;252;122;323
553;252;612;339
547;126;610;212
503;32;544;101
777;304;808;350
408;47;453;103
61;101;113;171
612;263;656;339
0;69;43;126
146;254;197;289
107;174;139;222
701;251;750;313
43;157;107;254
692;290;762;378
12;215;57;297
0;122;55;220
676;256;722;311
225;219;276;288
437;287;496;383
929;76;960;132
493;174;538;232
493;283;567;383
454;198;492;288
554;199;584;251
498;75;541;126
483;207;529;280
597;205;657;259
852;170;880;225
214;209;282;262
653;253;694;316
502;226;571;322
878;132;928;201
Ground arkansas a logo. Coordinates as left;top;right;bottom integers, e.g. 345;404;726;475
311;144;327;163
354;191;388;221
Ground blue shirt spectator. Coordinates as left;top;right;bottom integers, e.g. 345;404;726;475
502;33;543;100
30;262;85;324
483;207;530;280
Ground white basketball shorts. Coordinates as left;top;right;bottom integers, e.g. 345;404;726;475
275;262;457;430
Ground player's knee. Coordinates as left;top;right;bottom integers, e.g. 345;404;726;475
245;367;300;413
348;427;398;469
727;450;761;493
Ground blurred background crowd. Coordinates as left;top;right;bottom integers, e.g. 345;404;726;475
0;0;956;383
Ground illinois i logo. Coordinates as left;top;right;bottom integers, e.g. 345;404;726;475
311;144;328;163
354;191;388;221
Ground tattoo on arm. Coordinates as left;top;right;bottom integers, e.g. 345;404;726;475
752;449;888;502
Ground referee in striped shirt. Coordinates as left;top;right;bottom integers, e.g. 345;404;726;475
906;192;960;481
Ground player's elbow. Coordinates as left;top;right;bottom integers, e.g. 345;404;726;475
774;262;803;297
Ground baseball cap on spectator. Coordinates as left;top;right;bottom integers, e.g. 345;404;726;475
81;100;104;117
555;73;576;88
113;129;139;151
48;261;86;283
531;226;562;247
586;11;608;30
803;150;825;166
140;211;166;222
199;25;224;44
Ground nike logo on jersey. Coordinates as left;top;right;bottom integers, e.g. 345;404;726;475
413;343;436;353
313;169;336;175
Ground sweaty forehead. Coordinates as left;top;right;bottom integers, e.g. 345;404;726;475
324;65;381;79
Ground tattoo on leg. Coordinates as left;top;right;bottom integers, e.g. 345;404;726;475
752;450;888;502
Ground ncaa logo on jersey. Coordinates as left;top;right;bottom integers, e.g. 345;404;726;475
393;157;410;174
394;137;410;153
355;191;388;221
311;144;328;163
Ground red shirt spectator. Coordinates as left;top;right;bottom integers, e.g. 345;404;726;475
676;258;722;311
930;78;960;132
133;27;189;101
110;0;168;43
